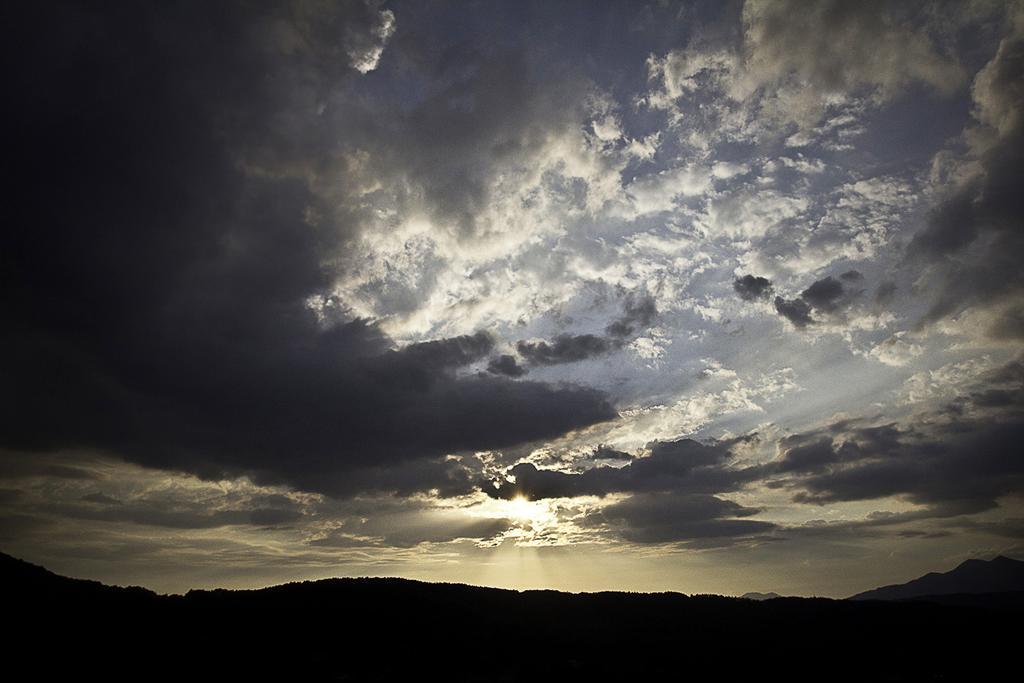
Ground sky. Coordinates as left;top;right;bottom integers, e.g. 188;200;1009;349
2;0;1023;598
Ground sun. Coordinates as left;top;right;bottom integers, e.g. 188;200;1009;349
470;492;558;537
507;494;536;521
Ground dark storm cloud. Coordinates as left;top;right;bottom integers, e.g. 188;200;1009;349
801;277;845;311
773;438;840;474
0;489;23;505
486;355;527;377
733;274;774;301
516;334;615;366
775;417;1024;516
0;2;615;499
941;355;1024;417
590;493;775;544
378;331;495;390
969;387;1024;408
774;296;814;327
486;437;758;501
742;0;965;97
366;23;591;241
42;493;306;530
957;516;1024;540
772;423;903;475
990;307;1024;340
982;358;1024;385
312;456;481;498
792;436;1020;516
483;435;772;545
875;281;898;305
80;493;121;506
772;274;865;327
392;332;494;370
311;516;512;548
906;19;1024;336
910;180;983;256
755;368;1024;534
588;446;635;462
0;456;100;481
605;293;659;338
517;294;659;366
541;352;1024;534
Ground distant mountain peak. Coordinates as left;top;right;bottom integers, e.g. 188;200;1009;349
850;555;1024;601
741;591;782;601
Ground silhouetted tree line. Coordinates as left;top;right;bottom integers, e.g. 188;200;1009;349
3;552;1019;681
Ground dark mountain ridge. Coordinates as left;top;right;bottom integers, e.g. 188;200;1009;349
849;555;1024;601
3;551;1021;681
740;591;782;600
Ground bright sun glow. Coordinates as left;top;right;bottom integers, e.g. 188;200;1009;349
473;493;559;534
507;494;535;521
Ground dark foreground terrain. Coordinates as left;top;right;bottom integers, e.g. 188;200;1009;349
3;552;1021;681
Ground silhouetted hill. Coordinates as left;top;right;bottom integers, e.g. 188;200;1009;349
3;551;1021;681
740;591;782;600
0;550;158;605
849;555;1024;602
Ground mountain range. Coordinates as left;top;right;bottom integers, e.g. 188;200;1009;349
740;591;783;600
849;555;1024;602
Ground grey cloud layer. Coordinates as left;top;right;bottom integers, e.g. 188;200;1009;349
770;273;867;328
0;1;615;498
907;13;1024;338
733;275;773;301
485;437;771;544
487;437;757;501
515;294;659;367
591;493;774;545
741;0;965;100
482;351;1024;543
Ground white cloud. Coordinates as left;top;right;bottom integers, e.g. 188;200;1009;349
696;189;808;241
620;165;713;217
346;7;396;74
869;332;925;367
900;356;999;406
